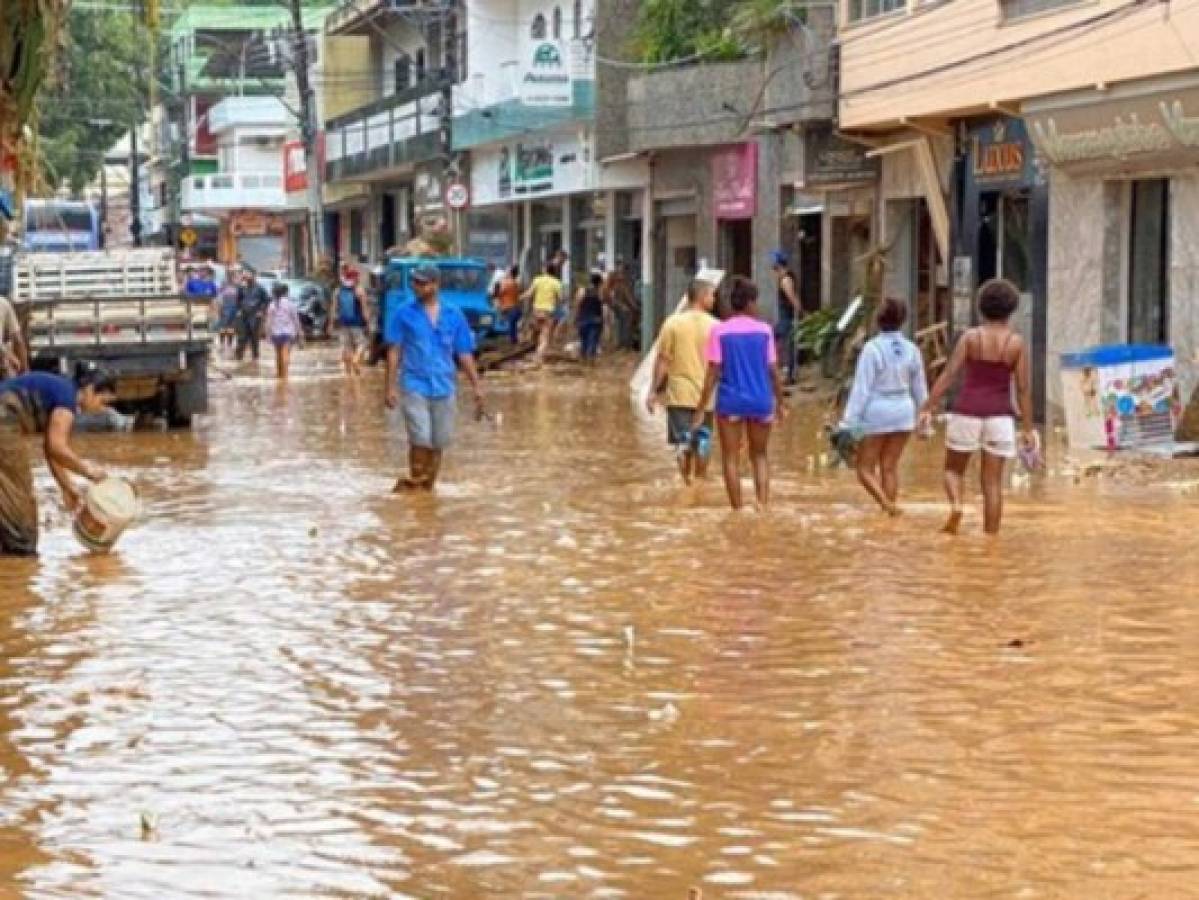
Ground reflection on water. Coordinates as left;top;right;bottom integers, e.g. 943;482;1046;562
2;349;1198;896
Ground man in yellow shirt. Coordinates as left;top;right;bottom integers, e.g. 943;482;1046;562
646;278;717;483
521;262;563;366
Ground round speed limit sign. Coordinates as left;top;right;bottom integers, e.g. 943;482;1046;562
445;181;470;210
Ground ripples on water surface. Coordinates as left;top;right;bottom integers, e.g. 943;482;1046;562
2;352;1199;897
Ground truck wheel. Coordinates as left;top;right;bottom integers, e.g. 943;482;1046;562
168;353;208;429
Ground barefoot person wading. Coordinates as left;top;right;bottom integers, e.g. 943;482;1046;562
920;278;1037;535
647;278;717;485
839;297;928;517
385;264;485;491
693;277;785;510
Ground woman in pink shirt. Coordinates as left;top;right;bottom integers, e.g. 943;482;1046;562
266;282;305;379
693;277;785;510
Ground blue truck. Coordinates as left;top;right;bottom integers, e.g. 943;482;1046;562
379;257;498;348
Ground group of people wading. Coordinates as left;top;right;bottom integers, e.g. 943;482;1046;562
647;273;1037;533
0;266;1038;558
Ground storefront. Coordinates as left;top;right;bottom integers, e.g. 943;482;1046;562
467;128;647;289
1024;75;1199;417
220;211;287;272
954;116;1049;415
787;125;880;311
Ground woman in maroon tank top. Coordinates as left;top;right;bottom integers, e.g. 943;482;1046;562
919;279;1037;535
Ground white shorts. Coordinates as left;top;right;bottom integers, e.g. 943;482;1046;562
946;414;1017;459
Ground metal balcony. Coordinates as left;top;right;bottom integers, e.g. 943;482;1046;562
324;79;450;183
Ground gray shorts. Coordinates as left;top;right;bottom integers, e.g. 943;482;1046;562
339;326;367;352
403;393;456;450
667;406;712;445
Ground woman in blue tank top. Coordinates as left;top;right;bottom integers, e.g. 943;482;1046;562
839;297;929;517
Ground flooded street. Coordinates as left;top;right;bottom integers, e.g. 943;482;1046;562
3;349;1199;897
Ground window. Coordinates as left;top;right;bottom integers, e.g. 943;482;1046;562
1128;178;1170;344
572;0;581;38
1000;0;1077;20
847;0;905;22
552;6;562;39
531;13;547;38
395;57;412;93
415;48;426;82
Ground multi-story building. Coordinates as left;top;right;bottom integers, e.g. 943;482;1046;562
318;0;463;267
181;96;302;271
838;0;1199;419
453;0;647;287
165;5;307;264
612;8;850;338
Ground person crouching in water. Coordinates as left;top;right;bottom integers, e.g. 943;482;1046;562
693;277;785;510
385;264;486;492
266;281;304;379
838;297;928;517
647;278;717;484
0;367;117;556
919;278;1037;535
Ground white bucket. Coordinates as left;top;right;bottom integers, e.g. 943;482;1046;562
73;478;140;553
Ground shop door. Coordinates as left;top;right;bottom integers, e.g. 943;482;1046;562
380;193;397;253
798;213;822;313
1128;178;1170;345
654;214;697;329
718;219;752;279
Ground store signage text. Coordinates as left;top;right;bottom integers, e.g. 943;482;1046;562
968;118;1035;189
803;127;879;186
522;41;572;108
1028;89;1199;167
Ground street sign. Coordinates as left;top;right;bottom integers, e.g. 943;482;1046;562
445;181;470;210
180;227;198;247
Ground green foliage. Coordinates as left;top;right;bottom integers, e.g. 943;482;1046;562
631;0;746;64
795;304;864;361
37;10;157;193
632;0;808;64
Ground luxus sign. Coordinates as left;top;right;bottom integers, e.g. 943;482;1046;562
1026;84;1199;170
522;41;572;107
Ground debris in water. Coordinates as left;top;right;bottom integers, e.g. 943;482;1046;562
623;625;635;653
140;811;158;839
1006;639;1026;649
308;526;318;538
648;702;680;723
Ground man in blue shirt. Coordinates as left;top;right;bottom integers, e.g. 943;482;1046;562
184;264;218;300
385;264;485;491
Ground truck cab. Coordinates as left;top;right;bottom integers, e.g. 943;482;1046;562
379;257;497;347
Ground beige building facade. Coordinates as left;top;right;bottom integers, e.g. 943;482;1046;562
839;0;1199;422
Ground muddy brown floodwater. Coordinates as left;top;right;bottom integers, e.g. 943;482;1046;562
3;348;1199;898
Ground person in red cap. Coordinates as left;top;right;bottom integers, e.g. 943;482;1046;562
333;263;371;376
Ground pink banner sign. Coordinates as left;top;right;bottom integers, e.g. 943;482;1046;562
713;143;757;220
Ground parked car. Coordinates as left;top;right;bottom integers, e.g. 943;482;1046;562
379;257;497;347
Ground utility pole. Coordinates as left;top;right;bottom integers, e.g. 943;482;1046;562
130;122;143;247
100;164;109;250
287;0;326;271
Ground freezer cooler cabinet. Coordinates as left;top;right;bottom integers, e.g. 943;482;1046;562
1059;345;1182;451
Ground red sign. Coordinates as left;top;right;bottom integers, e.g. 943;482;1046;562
713;143;758;220
284;141;307;193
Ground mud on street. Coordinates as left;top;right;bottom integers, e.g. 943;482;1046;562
2;350;1199;897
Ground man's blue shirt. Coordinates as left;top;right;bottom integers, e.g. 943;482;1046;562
394;300;475;399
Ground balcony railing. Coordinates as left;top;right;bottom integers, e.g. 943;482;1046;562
208;96;293;133
182;172;297;212
324;79;449;183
